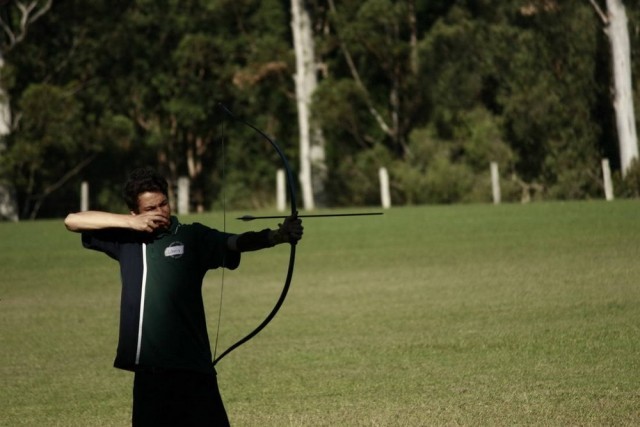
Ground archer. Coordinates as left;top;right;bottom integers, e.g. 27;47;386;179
64;166;303;426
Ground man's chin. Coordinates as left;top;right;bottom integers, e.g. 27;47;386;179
153;223;170;235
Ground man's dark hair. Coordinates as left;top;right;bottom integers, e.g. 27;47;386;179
123;167;169;211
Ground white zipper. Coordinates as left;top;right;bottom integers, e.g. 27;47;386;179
135;243;148;365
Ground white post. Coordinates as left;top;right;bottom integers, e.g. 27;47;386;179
177;176;190;215
490;162;501;205
602;158;614;201
80;181;89;212
276;169;286;212
379;167;391;209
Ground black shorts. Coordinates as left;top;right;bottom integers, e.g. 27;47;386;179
132;369;230;427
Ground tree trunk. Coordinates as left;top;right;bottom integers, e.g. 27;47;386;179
0;57;10;137
0;1;54;221
408;0;418;75
291;0;327;209
0;57;18;221
596;0;639;176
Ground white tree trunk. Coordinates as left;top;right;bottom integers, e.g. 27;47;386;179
291;0;327;210
605;0;639;176
0;57;18;221
0;1;54;221
0;58;10;137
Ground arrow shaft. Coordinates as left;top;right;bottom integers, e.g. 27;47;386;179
238;212;383;221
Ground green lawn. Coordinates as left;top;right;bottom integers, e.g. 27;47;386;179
2;201;640;426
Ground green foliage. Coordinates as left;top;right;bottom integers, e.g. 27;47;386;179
419;6;486;116
329;143;393;206
314;78;379;150
497;3;603;197
416;1;606;201
390;107;518;204
97;114;136;152
15;84;81;152
457;108;514;172
1;0;638;218
392;128;472;204
2;84;84;216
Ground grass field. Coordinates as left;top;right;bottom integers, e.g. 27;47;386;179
2;201;640;426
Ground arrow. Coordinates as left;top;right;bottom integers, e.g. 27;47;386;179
237;212;384;221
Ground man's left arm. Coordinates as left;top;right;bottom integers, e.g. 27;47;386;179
227;216;303;252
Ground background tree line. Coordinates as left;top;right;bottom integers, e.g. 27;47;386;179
0;0;638;219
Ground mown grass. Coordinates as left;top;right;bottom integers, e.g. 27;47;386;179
1;201;640;426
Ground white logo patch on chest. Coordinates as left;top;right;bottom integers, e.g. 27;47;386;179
164;241;185;259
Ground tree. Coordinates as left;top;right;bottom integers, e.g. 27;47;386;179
420;2;607;200
1;0;139;218
0;0;52;134
314;0;433;205
291;0;327;209
3;0;638;216
0;0;52;220
5;84;97;218
589;0;638;176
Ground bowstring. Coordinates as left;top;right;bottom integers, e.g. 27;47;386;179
212;112;227;361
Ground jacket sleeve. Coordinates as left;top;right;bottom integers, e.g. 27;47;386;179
195;223;241;270
81;229;135;261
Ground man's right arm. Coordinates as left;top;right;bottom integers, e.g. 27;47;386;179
64;211;168;233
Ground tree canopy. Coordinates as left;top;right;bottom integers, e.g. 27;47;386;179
1;0;638;218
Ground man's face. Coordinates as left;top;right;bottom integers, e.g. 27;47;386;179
133;191;171;221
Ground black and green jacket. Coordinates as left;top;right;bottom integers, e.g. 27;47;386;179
82;216;240;374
